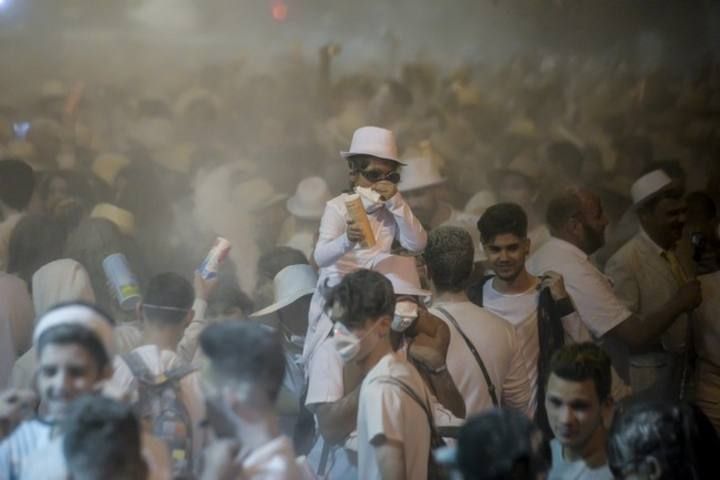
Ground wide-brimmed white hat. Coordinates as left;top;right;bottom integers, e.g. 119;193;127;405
232;178;288;213
631;169;673;206
373;254;431;298
340;126;404;164
398;145;447;193
251;264;318;317
286;177;331;220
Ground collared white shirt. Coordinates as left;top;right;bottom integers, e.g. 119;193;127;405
528;237;632;398
528;237;631;342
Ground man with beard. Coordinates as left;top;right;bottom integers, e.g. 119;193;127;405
468;203;579;431
605;170;702;401
528;187;697;400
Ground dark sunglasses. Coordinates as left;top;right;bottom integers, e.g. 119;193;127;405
360;169;401;184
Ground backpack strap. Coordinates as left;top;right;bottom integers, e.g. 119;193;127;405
122;351;196;386
466;274;495;307
122;351;154;384
373;376;442;443
434;306;499;407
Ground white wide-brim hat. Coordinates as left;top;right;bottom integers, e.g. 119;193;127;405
286;177;331;220
398;147;447;193
373;254;431;298
251;264;318;317
340;126;405;165
631;169;673;206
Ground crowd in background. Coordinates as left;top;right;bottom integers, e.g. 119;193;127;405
0;43;717;480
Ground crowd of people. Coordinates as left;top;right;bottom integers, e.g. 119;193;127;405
0;46;718;479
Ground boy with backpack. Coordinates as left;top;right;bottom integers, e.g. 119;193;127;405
110;272;205;479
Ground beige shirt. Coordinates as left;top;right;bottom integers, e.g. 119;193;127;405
605;230;690;353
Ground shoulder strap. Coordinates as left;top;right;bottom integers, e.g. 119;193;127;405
163;363;197;383
434;306;499;407
122;351;153;383
373;376;437;438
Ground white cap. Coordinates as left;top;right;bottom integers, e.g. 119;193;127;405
286;177;331;220
33;303;115;359
340;126;403;164
631;169;673;206
251;264;318;317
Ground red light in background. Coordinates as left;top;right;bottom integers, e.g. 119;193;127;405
272;1;288;22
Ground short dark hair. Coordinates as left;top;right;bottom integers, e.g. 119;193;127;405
200;321;286;403
685;191;717;222
458;409;550;480
142;272;194;326
36;301;115;371
37;325;110;371
63;395;146;480
545;188;582;235
7;214;66;287
207;281;255;318
326;269;395;330
424;226;474;292
256;247;308;283
0;158;35;211
477;203;528;244
547;343;611;401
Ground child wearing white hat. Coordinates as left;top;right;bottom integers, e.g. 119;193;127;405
303;126;427;367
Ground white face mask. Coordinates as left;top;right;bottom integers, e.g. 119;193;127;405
355;186;384;213
391;300;419;333
333;320;382;363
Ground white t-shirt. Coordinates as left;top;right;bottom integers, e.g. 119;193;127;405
482;281;540;414
358;350;463;480
0;419;53;479
549;439;612;480
109;345;206;468
357;351;435;480
304;335;359;479
431;301;532;416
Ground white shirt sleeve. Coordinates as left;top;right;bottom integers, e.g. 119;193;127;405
313;202;355;268
565;263;632;339
384;193;427;253
305;339;345;407
177;298;208;364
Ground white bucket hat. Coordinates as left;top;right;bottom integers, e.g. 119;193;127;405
631;169;673;206
398;145;446;193
286;177;331;220
373;254;431;298
340;126;404;164
251;264;318;317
